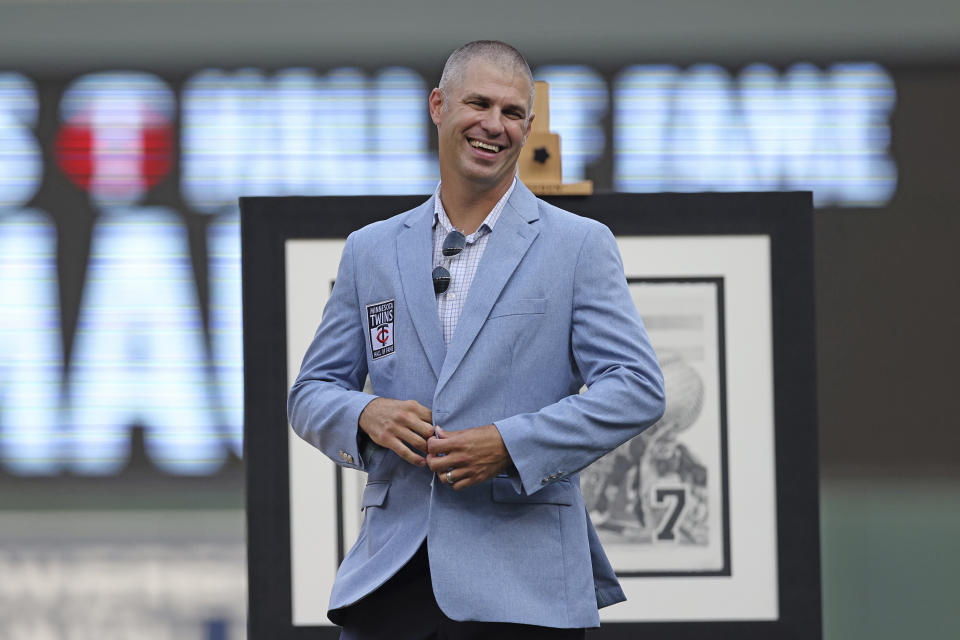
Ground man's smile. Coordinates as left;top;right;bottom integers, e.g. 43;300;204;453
468;137;503;153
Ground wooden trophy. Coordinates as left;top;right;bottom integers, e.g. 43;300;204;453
518;81;593;195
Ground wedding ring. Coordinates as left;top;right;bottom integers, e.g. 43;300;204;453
445;470;454;485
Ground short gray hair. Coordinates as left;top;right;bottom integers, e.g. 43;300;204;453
438;40;535;111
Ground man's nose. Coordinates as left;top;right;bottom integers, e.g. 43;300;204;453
480;109;505;135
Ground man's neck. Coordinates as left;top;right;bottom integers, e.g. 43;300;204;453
439;174;513;235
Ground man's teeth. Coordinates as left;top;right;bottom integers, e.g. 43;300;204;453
470;139;501;152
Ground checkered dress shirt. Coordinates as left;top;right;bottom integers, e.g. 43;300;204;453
433;178;517;347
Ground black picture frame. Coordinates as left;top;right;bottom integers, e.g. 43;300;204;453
241;191;820;640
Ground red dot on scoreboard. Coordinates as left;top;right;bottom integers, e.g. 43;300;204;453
54;114;174;194
54;123;95;190
142;125;173;187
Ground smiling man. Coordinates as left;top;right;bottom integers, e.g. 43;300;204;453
288;40;665;640
429;45;533;232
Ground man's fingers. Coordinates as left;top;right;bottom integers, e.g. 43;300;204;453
396;403;434;439
396;429;428;454
397;399;432;432
407;418;436;440
433;465;473;490
427;456;484;489
426;434;456;455
359;398;435;443
426;452;465;472
449;469;476;491
409;401;433;424
389;438;426;467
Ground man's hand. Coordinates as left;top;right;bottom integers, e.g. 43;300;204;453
426;424;511;490
358;398;434;467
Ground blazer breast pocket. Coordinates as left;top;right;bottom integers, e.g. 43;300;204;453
488;298;547;319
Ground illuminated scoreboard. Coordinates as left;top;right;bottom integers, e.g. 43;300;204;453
0;62;896;476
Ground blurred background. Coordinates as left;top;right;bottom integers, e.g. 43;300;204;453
1;0;958;638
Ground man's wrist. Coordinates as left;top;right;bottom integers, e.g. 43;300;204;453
487;423;514;472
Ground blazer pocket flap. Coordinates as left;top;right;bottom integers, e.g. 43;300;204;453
489;298;547;318
361;482;389;510
491;477;573;505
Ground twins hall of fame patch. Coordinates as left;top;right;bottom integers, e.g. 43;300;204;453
366;299;395;359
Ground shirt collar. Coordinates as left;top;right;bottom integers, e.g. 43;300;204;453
433;177;517;242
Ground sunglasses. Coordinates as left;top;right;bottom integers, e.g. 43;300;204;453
432;230;466;294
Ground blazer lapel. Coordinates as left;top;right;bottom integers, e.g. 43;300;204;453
436;184;541;394
397;199;445;379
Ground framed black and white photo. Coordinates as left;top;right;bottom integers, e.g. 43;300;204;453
242;192;820;639
584;276;731;578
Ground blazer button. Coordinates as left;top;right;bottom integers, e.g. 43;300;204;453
541;477;549;485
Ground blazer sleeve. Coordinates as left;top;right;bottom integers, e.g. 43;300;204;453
287;232;379;471
494;222;666;495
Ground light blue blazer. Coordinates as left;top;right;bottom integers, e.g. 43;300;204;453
288;182;665;629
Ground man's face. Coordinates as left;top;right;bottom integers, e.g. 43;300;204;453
429;60;534;191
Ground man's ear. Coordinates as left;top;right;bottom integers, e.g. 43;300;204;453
429;88;444;125
522;112;536;145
